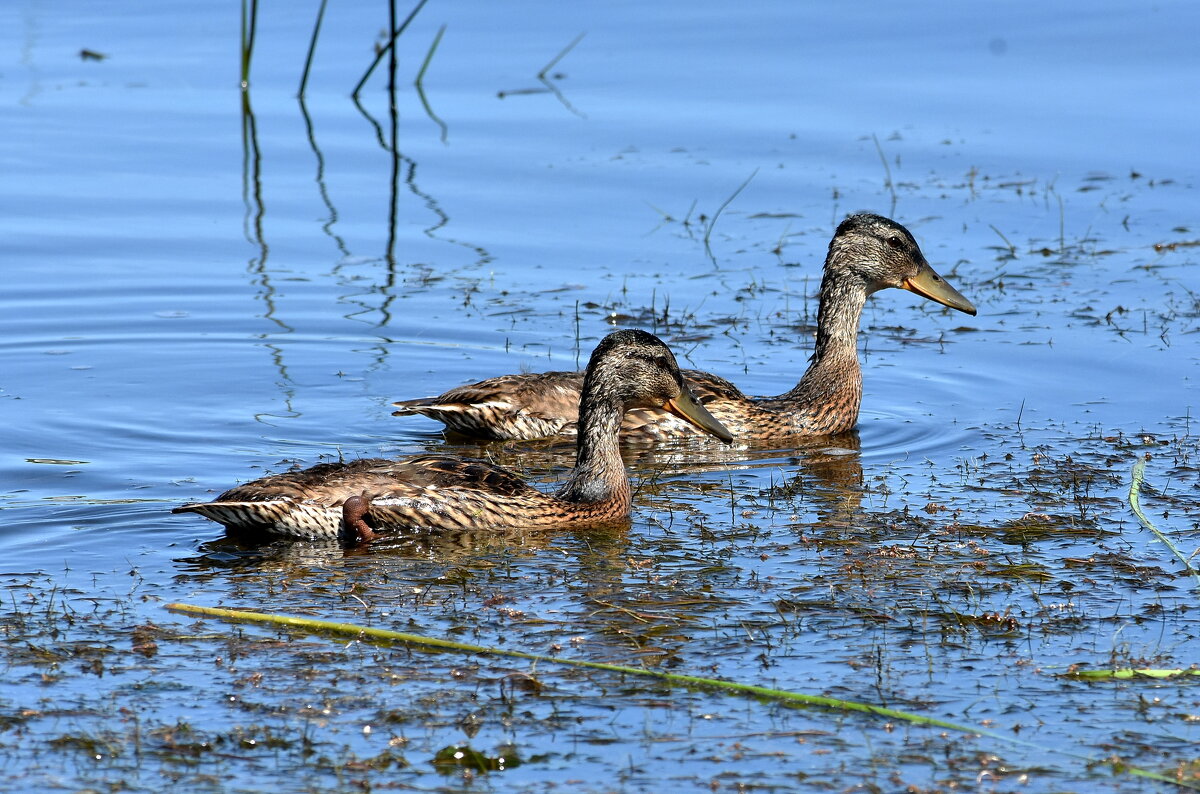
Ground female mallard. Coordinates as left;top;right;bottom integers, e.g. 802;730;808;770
173;330;732;542
393;213;977;442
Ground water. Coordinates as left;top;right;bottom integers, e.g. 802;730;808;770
2;1;1199;791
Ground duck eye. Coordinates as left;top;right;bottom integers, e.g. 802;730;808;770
886;236;904;250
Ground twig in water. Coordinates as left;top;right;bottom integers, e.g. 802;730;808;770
538;32;585;79
497;34;587;119
240;0;258;89
414;24;448;142
352;0;432;100
704;170;758;267
872;133;897;212
988;224;1017;259
298;0;329;97
1057;192;1066;254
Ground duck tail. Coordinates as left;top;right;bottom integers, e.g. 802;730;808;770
390;396;444;416
173;499;340;541
172;500;283;528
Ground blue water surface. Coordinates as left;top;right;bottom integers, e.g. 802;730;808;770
2;1;1198;791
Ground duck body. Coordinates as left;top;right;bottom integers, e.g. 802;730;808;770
394;367;851;442
174;455;629;540
394;213;976;443
174;330;732;542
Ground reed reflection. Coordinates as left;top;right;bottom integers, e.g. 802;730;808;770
236;0;491;411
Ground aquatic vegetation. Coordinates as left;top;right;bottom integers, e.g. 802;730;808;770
5;2;1200;793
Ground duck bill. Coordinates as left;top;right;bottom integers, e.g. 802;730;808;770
902;263;977;316
664;389;735;443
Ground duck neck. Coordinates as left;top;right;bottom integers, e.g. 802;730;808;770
555;393;631;510
811;269;868;365
782;268;867;427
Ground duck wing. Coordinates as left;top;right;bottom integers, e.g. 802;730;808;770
173;456;548;539
393;371;584;440
394;367;758;442
681;369;750;403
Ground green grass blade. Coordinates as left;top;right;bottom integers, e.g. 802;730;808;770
1064;668;1200;680
1130;455;1200;590
164;602;1199;790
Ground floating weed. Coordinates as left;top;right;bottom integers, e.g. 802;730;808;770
431;743;522;773
938;608;1023;636
48;731;124;760
990;513;1110;545
982;561;1055;583
1063;667;1200;680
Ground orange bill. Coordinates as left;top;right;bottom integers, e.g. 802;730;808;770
664;388;734;443
902;263;977;316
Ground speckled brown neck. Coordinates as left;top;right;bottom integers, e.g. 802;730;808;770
779;262;867;434
554;390;632;513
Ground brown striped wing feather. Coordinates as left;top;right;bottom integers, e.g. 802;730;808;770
391;366;814;442
392;371;584;440
172;456;626;541
175;457;527;537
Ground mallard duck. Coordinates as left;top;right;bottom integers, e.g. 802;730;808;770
393;213;977;442
173;329;733;542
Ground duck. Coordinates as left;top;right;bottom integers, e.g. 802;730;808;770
392;213;977;442
173;329;733;542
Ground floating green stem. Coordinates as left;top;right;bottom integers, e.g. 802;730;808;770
165;602;1198;790
1130;455;1200;590
1064;668;1200;680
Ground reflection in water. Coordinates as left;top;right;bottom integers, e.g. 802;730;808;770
347;59;491;331
350;92;389;150
174;517;727;670
497;32;588;119
171;433;867;668
638;432;868;544
415;25;449;143
239;90;265;257
232;0;496;399
180;525;570;571
298;96;350;260
240;88;300;422
762;433;866;535
349;0;433;102
17;5;43;107
232;0;492;405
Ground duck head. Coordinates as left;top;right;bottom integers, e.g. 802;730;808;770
830;213;977;316
583;329;734;443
